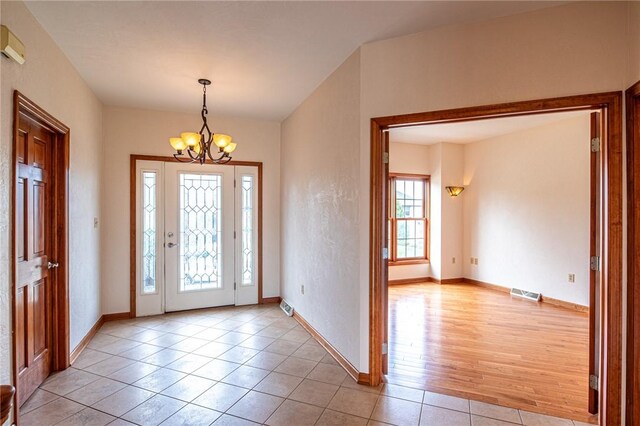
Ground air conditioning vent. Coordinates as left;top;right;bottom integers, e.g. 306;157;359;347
280;299;294;317
510;287;541;302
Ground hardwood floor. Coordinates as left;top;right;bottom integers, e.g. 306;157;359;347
386;282;597;424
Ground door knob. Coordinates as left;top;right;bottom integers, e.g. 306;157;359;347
167;242;178;248
47;262;59;269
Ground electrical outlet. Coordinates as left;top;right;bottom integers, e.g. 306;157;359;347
301;285;305;295
452;257;456;264
474;258;478;265
568;274;576;283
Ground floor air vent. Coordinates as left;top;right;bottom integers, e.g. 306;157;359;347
280;299;294;317
510;288;541;302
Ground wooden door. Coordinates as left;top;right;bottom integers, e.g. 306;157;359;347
15;113;55;406
588;111;602;414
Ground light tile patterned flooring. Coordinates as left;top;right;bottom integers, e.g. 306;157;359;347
22;304;591;426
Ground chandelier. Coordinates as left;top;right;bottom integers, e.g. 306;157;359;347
169;79;236;164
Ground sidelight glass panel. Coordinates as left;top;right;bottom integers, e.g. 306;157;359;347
241;175;254;286
179;173;222;291
142;172;157;294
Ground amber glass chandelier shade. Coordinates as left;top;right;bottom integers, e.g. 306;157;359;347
169;137;187;151
180;132;201;147
223;142;237;154
213;134;232;148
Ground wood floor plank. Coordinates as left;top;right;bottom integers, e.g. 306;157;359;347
387;282;597;424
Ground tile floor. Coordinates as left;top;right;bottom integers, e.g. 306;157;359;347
21;304;593;426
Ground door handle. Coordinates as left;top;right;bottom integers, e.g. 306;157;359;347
47;262;59;269
167;242;178;248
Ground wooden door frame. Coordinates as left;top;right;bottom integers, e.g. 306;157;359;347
369;92;623;425
11;91;70;422
129;155;267;318
626;80;640;425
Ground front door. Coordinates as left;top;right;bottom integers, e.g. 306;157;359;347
135;160;260;315
15;113;54;405
164;163;236;311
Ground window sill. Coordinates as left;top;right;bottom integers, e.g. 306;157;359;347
389;259;430;266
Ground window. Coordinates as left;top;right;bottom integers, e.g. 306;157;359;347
388;174;429;263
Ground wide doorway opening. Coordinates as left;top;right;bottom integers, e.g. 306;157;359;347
132;157;262;316
369;92;623;426
385;110;596;423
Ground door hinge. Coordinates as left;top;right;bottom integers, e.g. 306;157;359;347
589;374;599;391
234;179;236;188
382;343;388;355
383;152;389;164
591;137;600;153
234;231;236;239
234;282;237;290
383;248;389;260
590;256;600;271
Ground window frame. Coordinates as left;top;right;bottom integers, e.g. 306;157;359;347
387;173;430;265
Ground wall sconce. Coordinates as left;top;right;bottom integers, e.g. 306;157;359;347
446;186;465;197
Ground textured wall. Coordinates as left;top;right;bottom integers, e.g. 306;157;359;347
281;50;362;368
463;115;591;305
0;0;103;415
101;107;281;314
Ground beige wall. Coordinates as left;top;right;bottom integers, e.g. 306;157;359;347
356;1;628;370
0;1;103;416
440;143;465;279
463;115;591;305
101;107;281;314
281;49;362;368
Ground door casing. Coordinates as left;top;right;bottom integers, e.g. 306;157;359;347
369;92;623;425
626;80;640;426
11;91;70;424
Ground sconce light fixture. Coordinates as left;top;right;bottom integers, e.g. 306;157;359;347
446;186;465;197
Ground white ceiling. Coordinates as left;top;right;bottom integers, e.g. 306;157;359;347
25;1;565;121
389;110;592;145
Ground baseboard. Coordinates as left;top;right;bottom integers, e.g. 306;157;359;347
541;296;589;313
462;278;510;293
439;278;464;284
261;297;282;304
69;316;104;364
357;372;371;385
69;312;131;365
389;276;465;285
389;276;431;285
102;312;132;321
462;278;588;313
292;311;361;383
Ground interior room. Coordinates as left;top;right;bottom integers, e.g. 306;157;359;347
386;111;594;422
1;1;639;426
